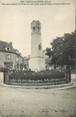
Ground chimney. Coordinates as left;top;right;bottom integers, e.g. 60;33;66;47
9;42;12;46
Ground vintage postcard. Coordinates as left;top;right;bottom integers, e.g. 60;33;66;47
0;0;76;117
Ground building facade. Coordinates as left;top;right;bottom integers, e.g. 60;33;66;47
0;41;23;70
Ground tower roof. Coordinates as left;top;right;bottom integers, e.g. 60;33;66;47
0;40;23;58
31;20;41;29
0;40;14;52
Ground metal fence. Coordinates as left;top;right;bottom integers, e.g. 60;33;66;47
3;69;71;86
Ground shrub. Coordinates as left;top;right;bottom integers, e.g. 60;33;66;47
0;67;9;72
9;69;65;81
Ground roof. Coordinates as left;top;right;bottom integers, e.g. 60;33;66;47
0;41;14;52
0;40;23;58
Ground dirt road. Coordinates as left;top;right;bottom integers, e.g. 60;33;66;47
0;73;76;117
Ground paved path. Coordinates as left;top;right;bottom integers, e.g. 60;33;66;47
0;72;76;117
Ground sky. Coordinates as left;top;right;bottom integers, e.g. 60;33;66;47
0;0;75;57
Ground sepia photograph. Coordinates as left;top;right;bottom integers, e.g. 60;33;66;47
0;0;76;117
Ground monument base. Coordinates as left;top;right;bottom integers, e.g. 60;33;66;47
29;57;45;71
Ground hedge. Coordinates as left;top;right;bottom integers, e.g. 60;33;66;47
9;69;65;81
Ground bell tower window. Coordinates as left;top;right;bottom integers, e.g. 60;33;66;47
33;27;35;31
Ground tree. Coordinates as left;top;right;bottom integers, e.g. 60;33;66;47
46;30;76;68
46;48;52;58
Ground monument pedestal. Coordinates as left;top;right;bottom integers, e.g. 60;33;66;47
29;57;45;71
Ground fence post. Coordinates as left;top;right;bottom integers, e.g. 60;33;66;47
3;69;10;84
4;71;8;84
68;68;71;82
65;67;71;83
3;71;6;84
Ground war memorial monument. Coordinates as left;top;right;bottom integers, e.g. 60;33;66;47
2;20;71;86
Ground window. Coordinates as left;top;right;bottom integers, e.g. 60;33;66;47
33;27;35;31
17;63;19;68
16;56;19;62
5;47;10;51
6;54;11;61
38;43;42;50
